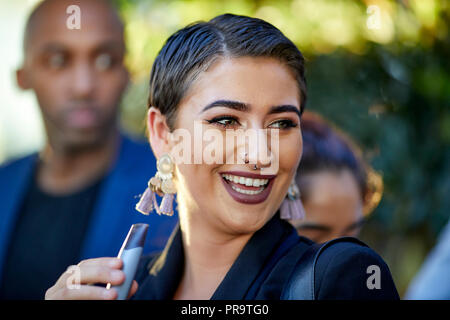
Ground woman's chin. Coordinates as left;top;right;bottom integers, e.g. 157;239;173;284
219;206;275;235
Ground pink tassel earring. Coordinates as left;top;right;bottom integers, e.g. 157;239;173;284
280;178;306;220
135;153;176;216
135;182;157;215
159;193;175;216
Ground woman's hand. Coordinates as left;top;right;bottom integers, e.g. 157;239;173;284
45;257;138;300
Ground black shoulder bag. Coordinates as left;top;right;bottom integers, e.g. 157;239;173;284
281;236;368;300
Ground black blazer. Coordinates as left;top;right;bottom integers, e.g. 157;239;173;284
133;214;399;300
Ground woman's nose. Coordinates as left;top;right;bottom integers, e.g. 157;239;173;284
237;127;279;174
247;129;270;167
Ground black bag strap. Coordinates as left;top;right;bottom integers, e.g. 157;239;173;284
281;236;368;300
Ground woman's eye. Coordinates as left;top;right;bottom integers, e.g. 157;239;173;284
206;116;240;127
268;119;298;129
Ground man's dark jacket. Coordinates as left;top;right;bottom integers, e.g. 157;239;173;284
0;134;177;285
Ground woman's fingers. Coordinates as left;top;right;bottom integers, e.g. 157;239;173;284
79;265;125;286
48;280;138;300
77;257;122;269
46;257;140;300
48;285;118;300
46;257;126;300
54;258;121;287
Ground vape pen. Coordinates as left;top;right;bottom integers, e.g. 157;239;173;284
111;223;148;300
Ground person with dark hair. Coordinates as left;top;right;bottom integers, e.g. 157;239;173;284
46;13;398;300
289;111;383;243
0;0;176;299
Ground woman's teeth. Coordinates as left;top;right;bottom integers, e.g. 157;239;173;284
231;185;264;195
221;173;269;195
221;174;269;187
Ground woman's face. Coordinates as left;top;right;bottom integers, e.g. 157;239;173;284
168;57;302;235
291;170;365;243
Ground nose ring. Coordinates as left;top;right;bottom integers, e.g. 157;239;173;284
244;152;259;170
243;152;249;164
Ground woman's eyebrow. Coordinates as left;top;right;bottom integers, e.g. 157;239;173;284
268;105;301;119
200;100;250;114
199;100;301;119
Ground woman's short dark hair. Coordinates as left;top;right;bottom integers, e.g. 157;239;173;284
297;111;383;215
148;13;307;130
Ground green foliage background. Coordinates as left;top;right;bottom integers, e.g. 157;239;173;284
113;0;449;297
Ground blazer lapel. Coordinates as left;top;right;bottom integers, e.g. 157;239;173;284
134;216;292;300
135;224;184;300
0;154;37;279
211;215;290;299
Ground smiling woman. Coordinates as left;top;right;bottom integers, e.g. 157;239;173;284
46;13;399;300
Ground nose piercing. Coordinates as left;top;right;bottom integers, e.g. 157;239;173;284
243;152;249;164
243;152;259;170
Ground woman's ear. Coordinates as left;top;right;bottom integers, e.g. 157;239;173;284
147;107;171;159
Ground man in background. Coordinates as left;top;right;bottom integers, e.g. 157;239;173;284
0;0;176;299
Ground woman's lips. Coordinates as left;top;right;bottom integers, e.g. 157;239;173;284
219;171;276;204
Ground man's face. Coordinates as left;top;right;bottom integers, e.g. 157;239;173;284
18;0;129;152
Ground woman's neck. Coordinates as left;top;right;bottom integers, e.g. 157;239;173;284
173;210;253;300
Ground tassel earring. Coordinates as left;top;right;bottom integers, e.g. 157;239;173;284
135;153;176;216
135;181;157;215
280;178;306;220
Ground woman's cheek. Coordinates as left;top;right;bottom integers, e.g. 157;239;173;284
278;132;302;174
